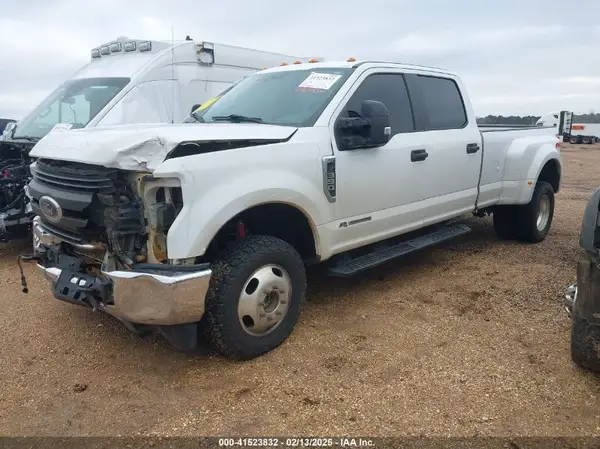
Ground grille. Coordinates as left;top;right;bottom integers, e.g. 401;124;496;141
29;159;120;243
31;159;115;192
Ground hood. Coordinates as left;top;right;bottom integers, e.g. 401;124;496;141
28;122;298;171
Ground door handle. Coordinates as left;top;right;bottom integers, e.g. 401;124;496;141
466;143;480;154
411;149;428;162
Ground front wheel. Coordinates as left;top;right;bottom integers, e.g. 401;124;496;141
203;235;306;360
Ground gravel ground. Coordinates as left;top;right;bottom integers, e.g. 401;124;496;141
1;143;599;437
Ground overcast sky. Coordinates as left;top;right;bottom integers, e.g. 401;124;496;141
1;0;599;120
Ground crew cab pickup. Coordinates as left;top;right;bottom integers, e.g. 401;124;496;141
23;60;563;359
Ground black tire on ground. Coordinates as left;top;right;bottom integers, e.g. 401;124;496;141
582;136;591;144
570;136;578;144
571;315;600;372
203;234;306;360
493;206;519;240
515;181;555;243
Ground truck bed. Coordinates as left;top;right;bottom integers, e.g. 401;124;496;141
478;124;556;133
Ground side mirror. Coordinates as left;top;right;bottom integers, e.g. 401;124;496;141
3;121;16;136
191;104;201;114
335;100;391;151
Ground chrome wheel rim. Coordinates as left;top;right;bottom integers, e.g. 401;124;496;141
537;194;551;232
237;264;292;336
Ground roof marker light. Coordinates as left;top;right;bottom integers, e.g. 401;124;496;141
347;57;356;62
293;60;302;64
308;58;319;63
139;41;152;52
91;48;101;58
99;46;110;55
123;41;136;52
280;62;288;66
109;42;122;53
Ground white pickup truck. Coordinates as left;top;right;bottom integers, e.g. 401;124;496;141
23;60;563;359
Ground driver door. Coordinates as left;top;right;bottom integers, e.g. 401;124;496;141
328;70;427;253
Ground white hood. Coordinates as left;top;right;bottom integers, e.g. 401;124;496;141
29;122;298;171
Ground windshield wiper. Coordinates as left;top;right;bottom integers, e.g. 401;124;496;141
12;136;41;142
190;111;205;123
212;114;263;124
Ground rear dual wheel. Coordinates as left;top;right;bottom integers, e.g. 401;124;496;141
493;181;555;243
203;235;306;360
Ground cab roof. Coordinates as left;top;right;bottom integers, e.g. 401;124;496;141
261;60;454;77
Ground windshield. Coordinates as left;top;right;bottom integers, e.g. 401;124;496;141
13;77;130;139
194;68;354;127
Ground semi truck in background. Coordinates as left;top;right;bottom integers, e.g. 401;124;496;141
536;111;600;144
0;36;319;240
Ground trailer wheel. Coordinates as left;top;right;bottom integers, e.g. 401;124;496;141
516;181;555;243
203;235;306;360
569;136;578;144
493;206;519;240
582;136;591;144
571;315;600;372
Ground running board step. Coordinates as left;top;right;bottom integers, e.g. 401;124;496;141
327;222;471;277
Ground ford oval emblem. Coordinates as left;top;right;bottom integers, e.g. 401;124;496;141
39;196;62;223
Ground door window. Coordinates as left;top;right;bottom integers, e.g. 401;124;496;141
406;75;467;130
339;73;415;136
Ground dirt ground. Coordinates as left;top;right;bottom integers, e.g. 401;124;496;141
1;143;599;437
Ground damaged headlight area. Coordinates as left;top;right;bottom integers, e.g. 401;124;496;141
24;158;211;329
138;174;185;264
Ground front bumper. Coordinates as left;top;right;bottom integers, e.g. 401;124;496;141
33;218;212;326
37;264;212;326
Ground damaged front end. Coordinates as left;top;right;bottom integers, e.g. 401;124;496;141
0;139;36;240
23;158;212;347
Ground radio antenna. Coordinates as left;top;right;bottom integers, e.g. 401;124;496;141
171;25;175;124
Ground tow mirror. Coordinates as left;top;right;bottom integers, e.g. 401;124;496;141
3;122;16;136
335;100;391;151
191;104;201;114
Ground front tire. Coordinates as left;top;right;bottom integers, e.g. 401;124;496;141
204;235;306;360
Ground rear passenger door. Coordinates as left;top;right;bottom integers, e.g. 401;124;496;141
404;73;482;225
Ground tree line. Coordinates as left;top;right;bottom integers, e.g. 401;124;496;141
476;112;600;125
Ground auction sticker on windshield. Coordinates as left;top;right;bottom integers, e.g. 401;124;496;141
297;72;342;92
49;123;73;133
